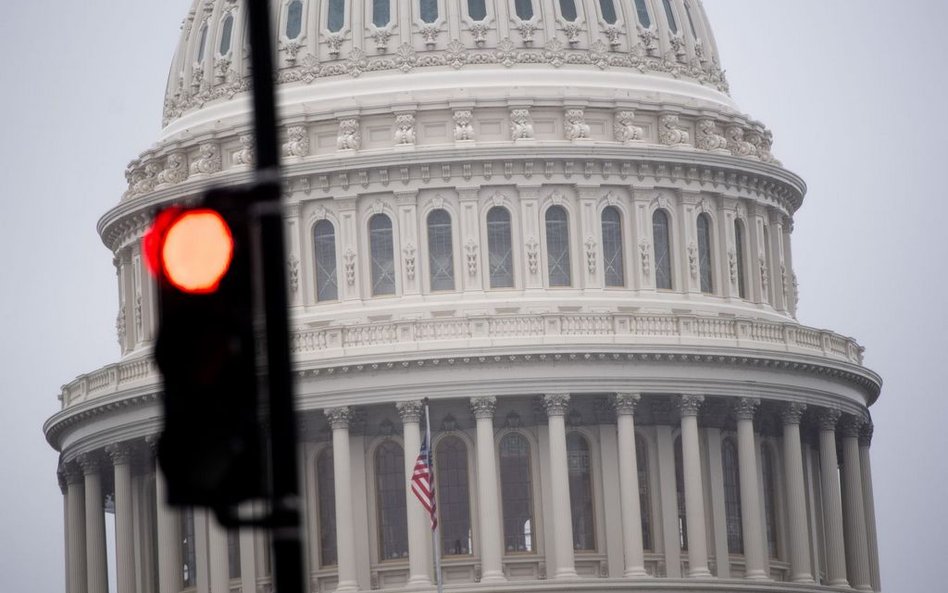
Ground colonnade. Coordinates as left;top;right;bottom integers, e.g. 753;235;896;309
59;393;881;593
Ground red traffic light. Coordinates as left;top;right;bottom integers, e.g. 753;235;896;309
145;208;235;294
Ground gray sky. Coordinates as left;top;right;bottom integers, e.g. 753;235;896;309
0;1;944;591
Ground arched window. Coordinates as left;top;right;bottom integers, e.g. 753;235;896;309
722;437;743;554
468;0;487;21
663;0;679;34
375;442;408;560
567;433;596;551
599;0;618;24
314;220;338;301
684;1;700;39
674;436;688;550
181;508;197;587
652;210;673;290
559;0;578;21
317;448;337;566
437;437;472;556
373;0;391;27
285;0;303;39
196;24;209;63
761;444;779;558
601;206;624;287
219;14;234;55
227;531;241;579
427;210;455;291
369;214;396;296
545;206;572;287
499;433;534;552
763;224;773;304
697;213;713;293
633;0;651;28
487;207;514;288
420;0;439;23
514;0;534;20
327;0;345;32
635;435;653;551
734;219;747;298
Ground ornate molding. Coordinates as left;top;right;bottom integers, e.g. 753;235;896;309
839;414;865;439
324;406;354;430
733;397;760;421
395;400;424;424
542;393;571;417
780;402;807;425
614;393;640;416
817;408;842;431
105;442;135;465
470;396;497;419
859;421;874;447
677;394;705;417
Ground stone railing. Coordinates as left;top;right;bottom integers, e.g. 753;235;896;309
60;356;156;408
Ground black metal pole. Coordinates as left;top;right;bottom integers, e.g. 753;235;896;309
244;1;304;593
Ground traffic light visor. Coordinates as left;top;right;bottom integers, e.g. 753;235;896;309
146;208;235;294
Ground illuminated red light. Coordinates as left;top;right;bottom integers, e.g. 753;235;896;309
144;208;234;294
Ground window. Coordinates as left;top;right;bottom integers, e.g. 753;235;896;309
499;433;534;552
634;0;652;28
327;0;345;32
487;207;514;288
674;436;688;550
763;225;773;304
599;0;618;24
761;444;779;559
181;508;196;587
286;0;303;39
420;0;439;23
601;206;624;287
514;0;534;20
722;438;743;554
567;433;596;551
652;210;673;290
314;220;338;301
437;437;472;556
376;442;408;560
373;0;391;27
684;1;699;39
227;531;241;579
219;14;234;55
196;24;208;63
734;219;747;298
697;213;713;293
663;0;679;34
427;210;455;291
468;0;487;21
545;206;572;287
559;0;578;21
317;448;337;566
635;435;653;551
369;214;396;296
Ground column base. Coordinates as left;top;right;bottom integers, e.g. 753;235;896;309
745;570;771;580
333;581;359;593
687;568;712;578
829;578;850;587
623;568;650;578
480;571;507;583
791;575;816;584
553;568;580;580
406;576;433;588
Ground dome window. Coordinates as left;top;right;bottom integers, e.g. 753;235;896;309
499;433;535;553
567;433;596;551
285;0;303;40
420;0;439;24
684;1;700;39
468;0;487;21
697;213;713;293
545;205;572;287
218;14;234;56
369;214;396;296
514;0;534;21
487;207;514;288
327;0;345;33
633;0;652;28
427;210;455;292
559;0;578;22
196;24;208;63
375;442;409;560
373;0;391;27
652;209;673;290
734;219;747;298
316;448;337;566
313;220;338;302
662;0;679;34
601;206;624;287
436;436;473;556
599;0;618;25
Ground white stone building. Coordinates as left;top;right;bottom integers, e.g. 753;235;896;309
45;1;883;592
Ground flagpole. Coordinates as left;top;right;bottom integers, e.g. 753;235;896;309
425;400;444;593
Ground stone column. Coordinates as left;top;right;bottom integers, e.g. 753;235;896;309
859;423;881;592
734;398;767;580
780;403;813;583
397;400;433;586
107;444;137;593
543;393;578;579
154;461;183;593
818;409;848;587
65;464;88;593
840;416;873;591
677;395;711;578
470;397;506;583
325;407;359;592
78;454;108;593
208;516;230;593
614;393;647;577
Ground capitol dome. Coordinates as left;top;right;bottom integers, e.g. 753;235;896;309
47;2;882;593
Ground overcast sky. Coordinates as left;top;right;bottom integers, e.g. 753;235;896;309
0;1;944;591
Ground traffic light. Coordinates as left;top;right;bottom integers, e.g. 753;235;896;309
145;187;266;507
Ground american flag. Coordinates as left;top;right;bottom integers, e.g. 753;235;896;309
411;430;437;530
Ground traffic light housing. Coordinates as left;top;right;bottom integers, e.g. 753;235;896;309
147;187;266;507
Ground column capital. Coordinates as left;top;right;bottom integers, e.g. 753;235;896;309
396;400;424;424
542;393;571;417
325;406;355;430
105;442;135;466
63;462;84;485
76;452;104;475
677;394;705;417
817;408;842;431
734;397;760;421
838;415;865;439
144;433;160;455
470;396;498;419
57;467;68;494
614;393;641;416
859;421;874;447
780;402;807;425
